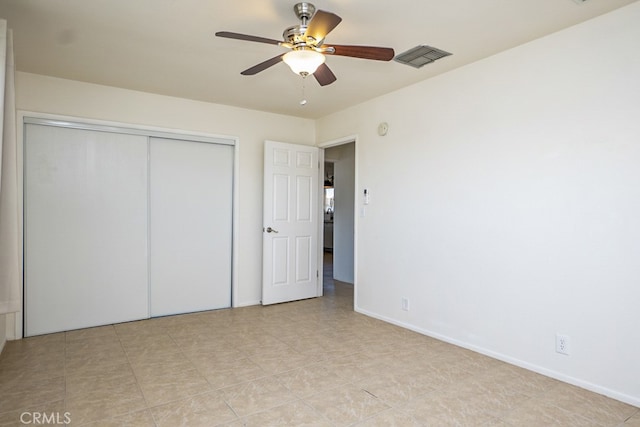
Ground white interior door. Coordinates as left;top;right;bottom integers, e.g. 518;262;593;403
149;137;233;316
262;140;319;305
24;124;149;336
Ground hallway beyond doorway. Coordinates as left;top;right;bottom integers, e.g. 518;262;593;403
323;251;353;300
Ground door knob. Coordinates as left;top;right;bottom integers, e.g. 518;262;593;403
265;227;279;233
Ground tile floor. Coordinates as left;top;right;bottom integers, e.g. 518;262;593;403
0;255;638;426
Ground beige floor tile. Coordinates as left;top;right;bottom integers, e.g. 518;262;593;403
450;379;531;418
65;340;125;364
232;336;288;355
408;363;475;390
65;367;137;398
200;357;267;390
120;333;179;357
304;384;390;427
237;342;295;360
0;337;65;360
220;376;298;418
64;377;147;425
0;356;65;387
477;363;559;398
81;409;156;427
400;388;503;426
129;351;196;378
65;350;129;378
500;397;600;427
185;347;245;370
433;347;503;375
321;347;377;365
250;351;321;375
0;333;65;358
355;407;423;426
267;323;323;341
238;400;331;427
1;278;637;426
331;351;393;378
65;325;118;342
0;376;65;414
151;391;237;427
483;418;513;426
277;363;350;398
169;333;232;353
624;410;640;426
540;382;639;425
320;359;376;384
404;334;452;351
1;335;65;366
358;370;436;407
0;399;65;427
114;319;167;338
138;368;212;407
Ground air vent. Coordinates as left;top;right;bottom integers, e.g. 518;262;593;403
394;45;452;69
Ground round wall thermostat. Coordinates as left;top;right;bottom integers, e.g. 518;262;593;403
377;122;389;136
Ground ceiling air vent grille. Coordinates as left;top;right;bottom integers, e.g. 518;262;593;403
394;45;452;68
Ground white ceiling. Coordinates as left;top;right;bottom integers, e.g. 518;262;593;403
0;0;636;119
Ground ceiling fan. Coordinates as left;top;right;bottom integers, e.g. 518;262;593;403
215;2;395;86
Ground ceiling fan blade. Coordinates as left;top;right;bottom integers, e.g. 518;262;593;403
328;45;395;61
215;31;282;46
241;54;284;75
313;63;337;86
304;10;342;43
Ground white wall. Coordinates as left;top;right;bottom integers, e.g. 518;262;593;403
15;72;316;313
325;143;355;283
317;3;640;406
0;20;7;353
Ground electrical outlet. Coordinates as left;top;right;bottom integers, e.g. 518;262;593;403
401;298;409;311
556;334;570;355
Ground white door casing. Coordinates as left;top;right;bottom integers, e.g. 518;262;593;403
262;141;319;305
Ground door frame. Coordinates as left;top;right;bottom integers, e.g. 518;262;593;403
13;111;240;338
317;135;358;307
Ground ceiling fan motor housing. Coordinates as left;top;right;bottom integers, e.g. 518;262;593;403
294;3;316;22
283;25;307;46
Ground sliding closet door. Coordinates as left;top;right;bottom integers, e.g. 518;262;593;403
24;124;149;336
149;138;233;316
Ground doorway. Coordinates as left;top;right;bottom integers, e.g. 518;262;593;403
322;142;355;298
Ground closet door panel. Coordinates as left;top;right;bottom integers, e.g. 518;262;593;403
149;138;233;316
24;124;149;336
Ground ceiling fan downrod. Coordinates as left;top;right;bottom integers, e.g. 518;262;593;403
293;2;316;26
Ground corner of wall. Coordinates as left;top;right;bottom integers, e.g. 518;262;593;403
0;313;7;355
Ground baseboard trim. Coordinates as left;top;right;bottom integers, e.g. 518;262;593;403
354;305;640;408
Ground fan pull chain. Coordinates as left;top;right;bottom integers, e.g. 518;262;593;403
300;77;308;106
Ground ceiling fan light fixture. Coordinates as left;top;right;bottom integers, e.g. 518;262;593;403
283;49;325;76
